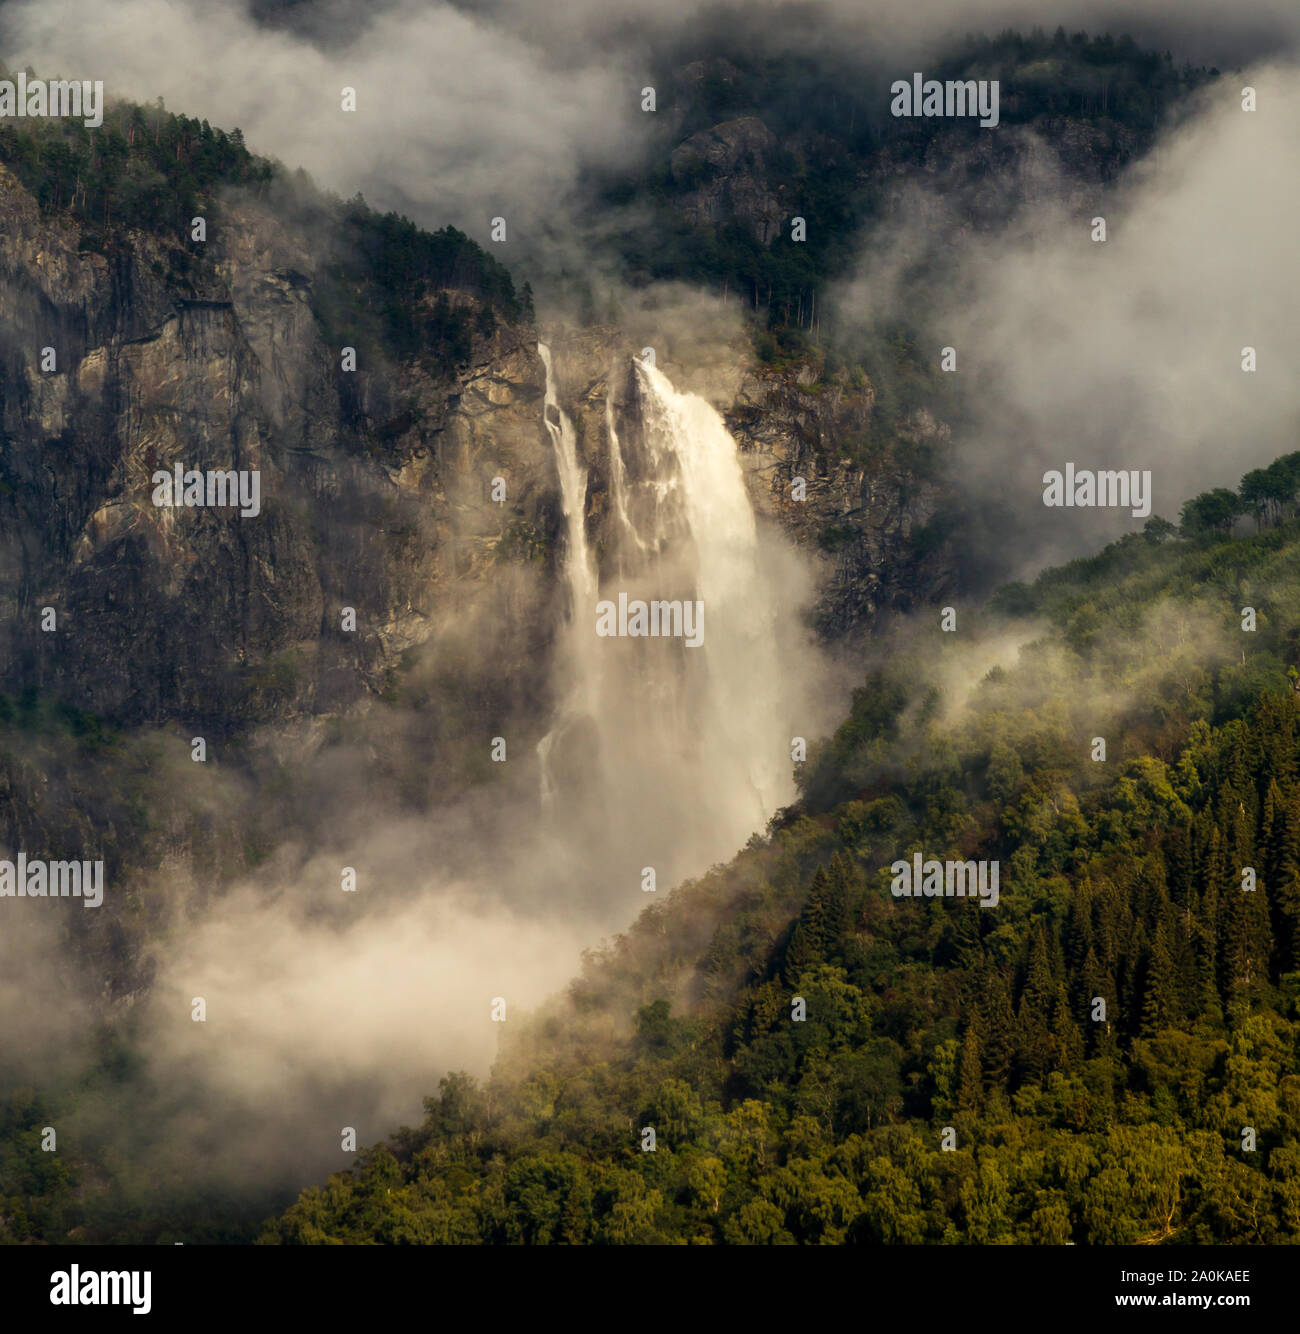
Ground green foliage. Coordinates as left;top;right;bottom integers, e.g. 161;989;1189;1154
1176;452;1300;540
0;81;272;234
0;35;1280;1251
313;206;522;369
1181;487;1246;538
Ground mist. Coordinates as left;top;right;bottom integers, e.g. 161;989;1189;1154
831;61;1300;577
0;333;834;1227
3;0;1296;257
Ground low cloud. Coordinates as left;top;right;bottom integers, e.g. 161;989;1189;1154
832;63;1300;576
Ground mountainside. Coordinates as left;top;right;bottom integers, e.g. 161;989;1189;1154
0;105;579;1022
0;90;961;1029
0;31;1219;740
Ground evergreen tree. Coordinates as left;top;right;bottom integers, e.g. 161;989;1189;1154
956;1022;983;1112
1141;918;1180;1033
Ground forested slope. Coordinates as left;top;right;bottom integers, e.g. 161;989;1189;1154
258;456;1300;1245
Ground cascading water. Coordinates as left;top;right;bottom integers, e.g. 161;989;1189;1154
604;391;647;573
535;344;814;890
536;342;598;810
626;357;789;825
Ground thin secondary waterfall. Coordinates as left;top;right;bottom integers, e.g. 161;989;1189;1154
537;342;598;809
538;343;595;620
605;390;646;571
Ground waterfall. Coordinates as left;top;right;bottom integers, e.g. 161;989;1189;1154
536;343;598;809
627;358;789;824
538;343;595;623
535;344;810;887
605;389;648;570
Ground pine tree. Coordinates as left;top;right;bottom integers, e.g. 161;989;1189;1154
1016;928;1056;1082
1065;880;1095;978
785;866;832;976
1048;983;1083;1071
1269;786;1300;973
824;852;856;947
1141;917;1180;1033
957;1022;983;1112
978;966;1016;1087
1079;945;1110;1053
1165;824;1195;909
1219;801;1274;1002
1259;779;1283;888
1118;919;1149;1038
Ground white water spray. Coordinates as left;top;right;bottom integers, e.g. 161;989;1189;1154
535;345;816;883
605;390;647;571
628;358;789;823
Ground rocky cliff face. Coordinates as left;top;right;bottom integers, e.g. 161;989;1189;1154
539;327;957;642
0;164;559;737
669;116;788;243
0;153;956;936
727;368;955;636
0;161;585;999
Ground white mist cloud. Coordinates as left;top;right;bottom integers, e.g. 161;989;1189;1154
3;0;1295;259
0;0;638;244
833;62;1300;573
140;884;591;1169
